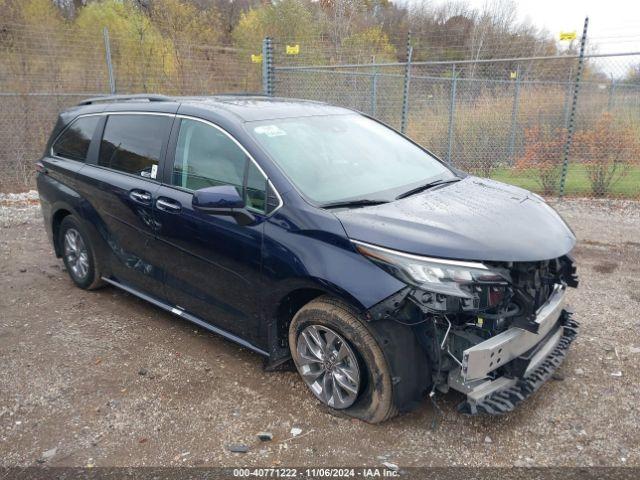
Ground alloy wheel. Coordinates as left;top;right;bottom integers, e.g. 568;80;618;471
296;325;361;409
64;228;90;280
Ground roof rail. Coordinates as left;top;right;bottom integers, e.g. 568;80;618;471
77;94;173;106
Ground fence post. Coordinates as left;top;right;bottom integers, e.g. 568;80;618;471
262;37;274;96
400;32;412;134
559;16;588;199
103;27;116;94
370;57;378;117
446;64;457;164
508;65;521;164
561;67;573;128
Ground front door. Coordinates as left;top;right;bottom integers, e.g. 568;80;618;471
153;117;269;344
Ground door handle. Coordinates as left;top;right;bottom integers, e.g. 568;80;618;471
156;197;182;213
130;189;152;204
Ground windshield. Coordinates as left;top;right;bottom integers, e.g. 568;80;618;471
248;114;454;204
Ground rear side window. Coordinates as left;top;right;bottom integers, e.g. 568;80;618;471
52;116;100;161
98;114;171;178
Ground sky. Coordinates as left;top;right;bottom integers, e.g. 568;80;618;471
510;0;640;55
418;0;640;76
430;0;640;54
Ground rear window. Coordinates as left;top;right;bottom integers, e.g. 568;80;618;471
98;114;171;178
52;116;100;161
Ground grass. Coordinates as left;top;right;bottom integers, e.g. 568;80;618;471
489;164;640;199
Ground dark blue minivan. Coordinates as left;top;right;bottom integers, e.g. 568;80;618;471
37;95;579;422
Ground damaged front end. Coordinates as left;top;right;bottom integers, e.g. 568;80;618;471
357;240;579;415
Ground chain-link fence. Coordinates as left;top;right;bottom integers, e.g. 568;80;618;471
2;22;639;199
270;35;640;199
0;23;261;192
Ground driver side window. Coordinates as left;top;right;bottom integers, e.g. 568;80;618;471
172;119;267;213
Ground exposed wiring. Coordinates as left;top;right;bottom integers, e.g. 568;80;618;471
391;317;429;326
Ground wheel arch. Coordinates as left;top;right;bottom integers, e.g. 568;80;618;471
263;278;368;369
51;207;73;257
49;200;111;277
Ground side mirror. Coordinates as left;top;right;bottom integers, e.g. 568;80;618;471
192;185;255;226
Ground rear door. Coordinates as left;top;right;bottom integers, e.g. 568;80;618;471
78;112;174;298
153;117;269;343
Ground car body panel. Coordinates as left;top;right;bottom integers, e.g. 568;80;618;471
260;194;407;312
335;176;576;262
153;183;265;344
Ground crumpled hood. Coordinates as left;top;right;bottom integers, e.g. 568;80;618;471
334;177;576;262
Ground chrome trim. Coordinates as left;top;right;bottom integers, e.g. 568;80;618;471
49;112;176;160
52;111;285;217
461;284;566;381
351;240;489;270
176;114;284;216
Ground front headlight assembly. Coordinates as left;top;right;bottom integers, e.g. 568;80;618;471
353;240;510;300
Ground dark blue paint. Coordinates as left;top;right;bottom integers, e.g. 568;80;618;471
335;177;576;262
37;96;576;357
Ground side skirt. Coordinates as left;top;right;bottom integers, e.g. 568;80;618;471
101;277;269;357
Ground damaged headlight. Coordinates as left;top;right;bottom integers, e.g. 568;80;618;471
353;240;509;299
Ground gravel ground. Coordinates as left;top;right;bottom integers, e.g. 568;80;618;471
1;193;639;468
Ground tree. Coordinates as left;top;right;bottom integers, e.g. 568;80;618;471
75;0;174;92
625;63;640;85
150;0;220;46
204;0;262;44
232;0;318;53
148;0;221;92
573;113;640;197
342;26;396;63
516;125;567;195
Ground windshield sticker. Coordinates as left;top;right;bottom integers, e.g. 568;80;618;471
254;125;287;137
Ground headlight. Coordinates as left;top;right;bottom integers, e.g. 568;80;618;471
353;240;509;299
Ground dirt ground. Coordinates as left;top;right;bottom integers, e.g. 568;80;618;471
1;194;639;468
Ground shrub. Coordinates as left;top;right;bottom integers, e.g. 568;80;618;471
572;112;640;197
516;125;567;195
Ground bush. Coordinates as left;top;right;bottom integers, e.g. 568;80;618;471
572;113;640;197
516;125;567;195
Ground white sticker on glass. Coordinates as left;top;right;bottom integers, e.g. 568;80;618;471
254;125;287;137
151;164;158;179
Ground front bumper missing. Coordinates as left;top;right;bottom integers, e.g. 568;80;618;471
462;284;567;381
450;311;579;415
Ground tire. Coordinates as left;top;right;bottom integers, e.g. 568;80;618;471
58;215;104;290
289;296;398;423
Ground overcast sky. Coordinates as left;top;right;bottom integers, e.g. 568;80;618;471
417;0;640;76
424;0;640;54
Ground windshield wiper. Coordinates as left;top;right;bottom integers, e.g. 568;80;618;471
321;199;389;209
395;177;461;200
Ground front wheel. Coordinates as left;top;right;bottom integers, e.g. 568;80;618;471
289;296;397;423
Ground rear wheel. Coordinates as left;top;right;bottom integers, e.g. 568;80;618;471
289;296;397;423
58;216;103;290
